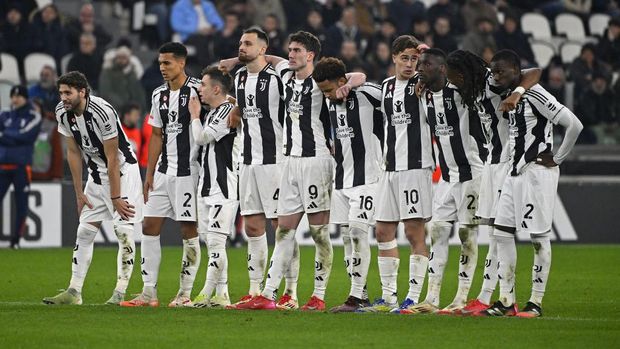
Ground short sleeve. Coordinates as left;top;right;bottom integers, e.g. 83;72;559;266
98;104;119;140
55;108;71;137
206;105;233;142
524;85;565;124
274;60;291;81
149;91;162;128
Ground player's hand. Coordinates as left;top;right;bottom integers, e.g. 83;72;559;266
499;92;521;112
535;152;558;167
218;58;237;74
189;96;201;120
112;197;135;220
228;107;241;128
76;192;93;216
417;43;430;53
415;81;426;97
336;83;351;100
143;175;154;203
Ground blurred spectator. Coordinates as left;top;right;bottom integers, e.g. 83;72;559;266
324;6;368;57
428;0;464;34
388;0;426;35
542;65;567;104
596;17;620;71
120;103;143;157
98;46;146;115
263;14;287;57
66;3;112;53
31;4;68;68
481;45;496;64
213;11;244;61
0;85;41;249
28;65;59;121
576;73;617;143
412;17;431;41
354;0;388;37
31;97;63;181
282;0;315;32
569;43;612;97
563;0;593;17
302;9;327;43
494;13;536;68
461;17;497;57
462;0;499;32
170;0;224;42
321;0;350;29
140;58;164;111
103;38;145;79
145;0;170;46
432;16;458;54
66;33;104;90
1;4;34;80
339;40;367;73
368;40;392;82
247;0;287;32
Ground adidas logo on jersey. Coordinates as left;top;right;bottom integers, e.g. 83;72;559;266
181;210;192;217
408;206;417;214
210;221;221;229
307;201;318;210
357;212;368;220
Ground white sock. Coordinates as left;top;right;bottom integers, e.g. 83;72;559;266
407;254;429;303
216;263;229;299
425;221;452;306
478;227;498;305
495;232;517;306
341;226;352;278
453;225;479;304
310;224;333;300
140;235;161;298
262;227;296;300
349;223;370;300
377;255;399;305
200;233;227;298
69;223;98;293
247;234;268;296
113;223;135;294
179;237;201;297
530;234;552;306
284;239;299;299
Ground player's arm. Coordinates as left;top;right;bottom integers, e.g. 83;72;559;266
538;107;583;167
144;126;162;202
335;72;367;100
189;96;214;146
103;137;135;220
65;136;92;216
499;68;542;112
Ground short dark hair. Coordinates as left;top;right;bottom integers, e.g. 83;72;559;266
159;42;188;59
422;48;447;63
243;26;269;46
57;71;90;96
201;66;232;94
491;49;521;70
313;57;347;83
391;35;420;55
289;31;321;57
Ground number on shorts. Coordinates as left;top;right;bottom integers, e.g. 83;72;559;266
183;193;192;207
213;204;222;218
466;195;476;210
524;203;534;220
272;188;279;200
403;189;419;205
359;196;373;210
308;185;318;199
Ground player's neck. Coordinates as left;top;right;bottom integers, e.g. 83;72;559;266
246;57;268;74
429;77;446;92
295;65;313;80
208;96;227;109
168;73;187;91
74;98;87;116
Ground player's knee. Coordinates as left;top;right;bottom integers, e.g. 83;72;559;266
375;221;396;242
244;216;265;236
275;226;295;242
77;222;98;243
114;222;134;245
458;224;477;243
180;221;198;239
206;232;227;251
429;221;452;245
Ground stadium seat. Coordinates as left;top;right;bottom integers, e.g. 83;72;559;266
560;42;583;64
530;41;556;68
60;53;73;74
555;13;586;41
0;53;21;84
589;13;611;37
522;13;552;40
24;53;56;84
0;81;13;111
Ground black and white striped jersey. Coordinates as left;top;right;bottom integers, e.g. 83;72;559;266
149;76;201;177
275;61;332;158
56;96;137;185
475;70;511;164
422;83;484;182
381;75;435;171
508;84;564;176
197;102;238;199
328;83;384;190
234;64;285;165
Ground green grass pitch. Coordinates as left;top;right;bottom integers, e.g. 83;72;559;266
1;244;619;348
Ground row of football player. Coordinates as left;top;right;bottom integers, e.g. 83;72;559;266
42;28;582;318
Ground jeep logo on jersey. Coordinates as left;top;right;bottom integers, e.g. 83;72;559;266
247;94;255;106
259;78;267;91
338;114;346;126
394;100;403;113
293;90;301;102
169;110;178;123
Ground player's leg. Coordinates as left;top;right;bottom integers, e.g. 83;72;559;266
11;165;30;248
398;218;428;313
281;219;301;309
105;222;136;305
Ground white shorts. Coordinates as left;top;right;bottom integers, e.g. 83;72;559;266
80;163;144;224
278;156;333;215
330;182;379;225
495;164;559;234
144;171;198;221
239;163;280;219
432;176;481;225
198;193;239;236
477;162;509;220
375;168;433;222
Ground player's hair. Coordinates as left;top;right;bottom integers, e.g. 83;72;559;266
491;49;521;70
446;50;488;109
159;42;188;59
422;48;447;63
201;66;233;94
289;31;321;57
391;35;420;55
313;57;347;83
57;71;90;97
243;26;269;46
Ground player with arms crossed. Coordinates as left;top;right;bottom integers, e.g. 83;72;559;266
314;57;383;312
43;71;142;305
480;50;582;317
121;43;202;307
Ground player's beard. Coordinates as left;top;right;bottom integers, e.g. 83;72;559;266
238;52;256;63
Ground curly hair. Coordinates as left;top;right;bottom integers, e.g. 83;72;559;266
57;71;90;97
446;50;488;109
313;57;347;83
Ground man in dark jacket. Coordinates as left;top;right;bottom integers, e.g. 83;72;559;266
0;86;42;248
